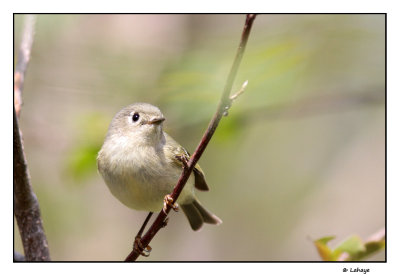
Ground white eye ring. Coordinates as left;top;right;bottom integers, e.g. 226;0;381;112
131;112;140;122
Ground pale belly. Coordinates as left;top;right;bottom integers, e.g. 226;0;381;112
101;163;195;212
97;133;196;212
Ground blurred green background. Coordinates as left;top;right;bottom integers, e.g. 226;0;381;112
14;14;385;261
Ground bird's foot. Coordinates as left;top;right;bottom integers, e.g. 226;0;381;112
133;236;152;257
163;194;179;214
175;153;189;169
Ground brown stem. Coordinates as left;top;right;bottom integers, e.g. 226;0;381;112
125;14;256;261
14;106;50;261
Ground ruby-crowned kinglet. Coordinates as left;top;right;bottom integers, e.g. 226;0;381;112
97;103;222;231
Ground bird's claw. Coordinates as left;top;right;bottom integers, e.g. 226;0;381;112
133;236;152;257
163;194;179;214
175;153;189;169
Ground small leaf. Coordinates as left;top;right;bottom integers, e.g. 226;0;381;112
345;229;386;261
334;235;365;257
314;229;385;261
314;236;336;261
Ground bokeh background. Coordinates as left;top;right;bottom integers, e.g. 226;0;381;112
14;14;385;261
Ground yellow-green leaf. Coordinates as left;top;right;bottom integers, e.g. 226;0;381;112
314;236;336;261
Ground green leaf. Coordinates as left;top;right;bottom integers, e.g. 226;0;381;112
345;233;386;261
314;236;336;261
314;230;385;261
334;235;365;257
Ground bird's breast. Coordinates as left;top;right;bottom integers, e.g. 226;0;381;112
98;142;194;212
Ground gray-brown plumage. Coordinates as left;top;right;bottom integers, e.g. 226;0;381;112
97;103;222;230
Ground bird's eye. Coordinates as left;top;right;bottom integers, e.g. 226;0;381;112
132;112;140;122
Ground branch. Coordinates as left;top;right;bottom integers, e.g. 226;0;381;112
14;106;51;261
125;14;257;261
14;15;35;118
14;14;51;261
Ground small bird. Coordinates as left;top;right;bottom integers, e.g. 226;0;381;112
97;103;222;231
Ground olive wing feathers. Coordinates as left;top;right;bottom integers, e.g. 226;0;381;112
164;133;209;191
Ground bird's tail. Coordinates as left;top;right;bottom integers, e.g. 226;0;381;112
181;199;222;231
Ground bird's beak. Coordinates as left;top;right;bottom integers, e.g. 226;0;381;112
147;117;165;125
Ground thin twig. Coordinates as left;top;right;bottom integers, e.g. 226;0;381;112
125;14;256;261
14;14;51;261
230;80;248;101
365;227;385;243
14;14;35;118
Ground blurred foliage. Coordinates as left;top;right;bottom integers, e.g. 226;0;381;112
65;112;109;182
314;230;385;261
14;14;385;261
158;38;309;129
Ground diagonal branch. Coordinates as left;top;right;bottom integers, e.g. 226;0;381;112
14;14;51;261
125;14;257;261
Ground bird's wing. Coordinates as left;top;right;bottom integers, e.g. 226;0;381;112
164;133;209;191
